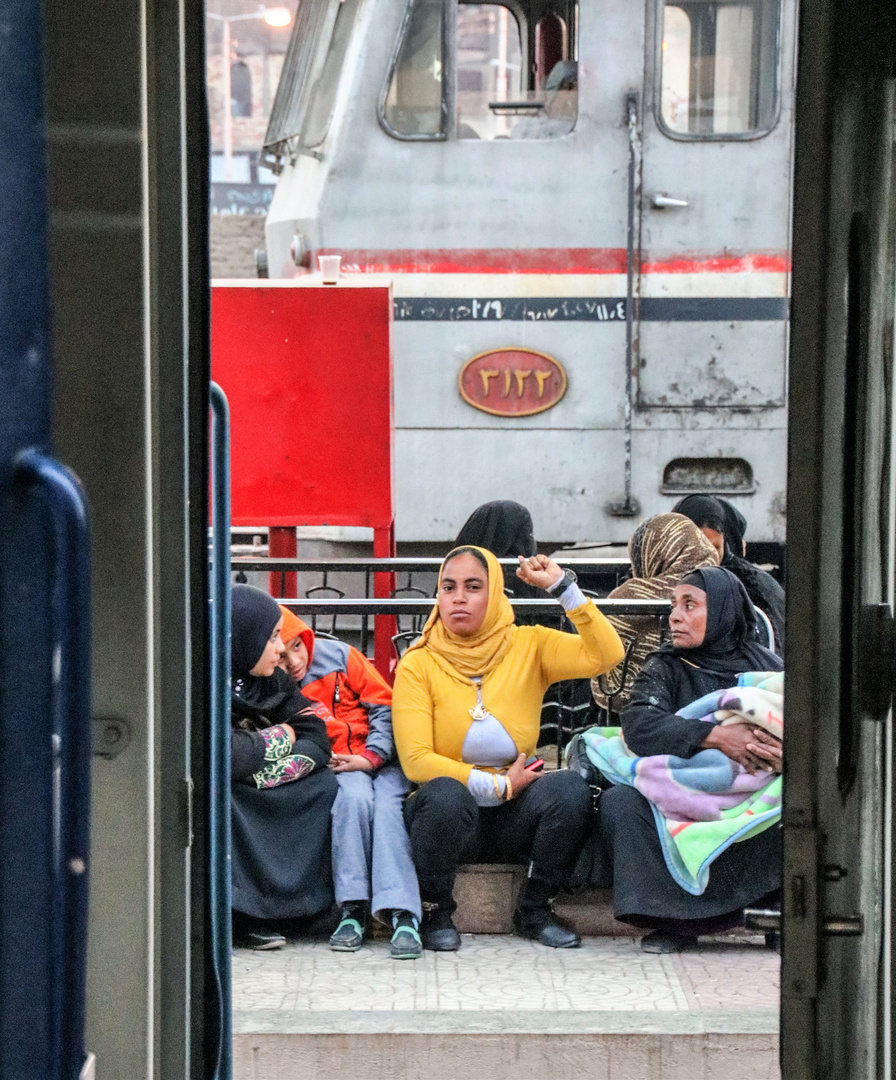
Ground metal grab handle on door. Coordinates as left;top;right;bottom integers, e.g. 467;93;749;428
13;448;91;1080
209;383;233;1080
652;195;689;208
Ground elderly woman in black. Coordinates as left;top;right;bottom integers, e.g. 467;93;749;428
598;567;783;953
230;584;338;949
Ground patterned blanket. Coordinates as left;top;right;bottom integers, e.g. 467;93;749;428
581;671;782;895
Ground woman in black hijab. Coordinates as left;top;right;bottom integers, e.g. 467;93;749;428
597;567;783;953
454;500;548;614
673;494;786;652
230;584;338;949
455;499;552;630
455;499;537;559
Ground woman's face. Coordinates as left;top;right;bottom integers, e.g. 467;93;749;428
670;584;708;649
438;553;489;637
700;525;725;561
280;636;309;681
250;616;286;676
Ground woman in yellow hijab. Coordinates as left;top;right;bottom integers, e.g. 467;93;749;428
393;545;624;951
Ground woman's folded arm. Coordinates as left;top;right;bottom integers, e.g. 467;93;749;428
621;657;710;758
231;729;267;780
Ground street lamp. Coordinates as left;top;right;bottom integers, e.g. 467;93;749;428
207;6;293;182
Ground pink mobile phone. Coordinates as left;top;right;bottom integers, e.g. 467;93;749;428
525;758;545;772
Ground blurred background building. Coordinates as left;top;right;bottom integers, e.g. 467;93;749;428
206;0;297;276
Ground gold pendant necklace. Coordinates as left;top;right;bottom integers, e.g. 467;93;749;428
469;677;488;721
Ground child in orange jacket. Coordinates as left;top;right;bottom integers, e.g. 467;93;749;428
279;607;421;959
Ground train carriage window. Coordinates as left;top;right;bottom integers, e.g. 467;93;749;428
380;0;447;138
658;0;780;137
457;2;578;140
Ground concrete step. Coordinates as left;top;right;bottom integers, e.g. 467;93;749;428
232;934;780;1080
454;863;637;936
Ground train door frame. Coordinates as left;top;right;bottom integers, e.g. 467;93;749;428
25;0;896;1074
44;0;212;1076
783;0;896;1076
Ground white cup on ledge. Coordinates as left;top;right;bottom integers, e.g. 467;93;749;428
317;254;342;283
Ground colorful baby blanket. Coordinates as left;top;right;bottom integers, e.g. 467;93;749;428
581;671;782;895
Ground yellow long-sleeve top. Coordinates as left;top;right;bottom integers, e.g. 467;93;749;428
392;600;625;785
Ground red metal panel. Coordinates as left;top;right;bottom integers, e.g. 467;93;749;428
211;282;394;528
268;526;297;598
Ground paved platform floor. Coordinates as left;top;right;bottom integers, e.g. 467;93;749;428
232;934;780;1079
234;933;779;1028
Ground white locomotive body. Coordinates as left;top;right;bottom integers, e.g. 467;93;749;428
262;0;795;543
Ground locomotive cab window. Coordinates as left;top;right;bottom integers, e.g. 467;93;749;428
381;0;578;140
457;1;578;140
262;0;365;170
658;0;780;137
381;0;447;138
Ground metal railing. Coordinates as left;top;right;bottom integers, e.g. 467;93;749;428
231;556;634;638
274;594;671;761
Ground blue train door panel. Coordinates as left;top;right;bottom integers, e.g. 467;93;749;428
0;2;92;1078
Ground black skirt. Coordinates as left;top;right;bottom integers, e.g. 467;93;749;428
231;766;339;920
598;783;781;931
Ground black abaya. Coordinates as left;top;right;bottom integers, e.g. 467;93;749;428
595;568;783;929
600;785;781;928
229;585;338;920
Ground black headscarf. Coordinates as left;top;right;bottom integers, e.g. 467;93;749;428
717;498;747;558
454;500;537;558
454;500;545;609
671;494;727;536
231;583;292;718
669;566;783;674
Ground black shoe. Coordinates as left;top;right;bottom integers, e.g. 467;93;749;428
421;904;461;951
640;930;696;954
246;927;286;950
513;909;581;949
329;902;366;952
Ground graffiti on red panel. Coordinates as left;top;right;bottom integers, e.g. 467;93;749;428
458;348;567;417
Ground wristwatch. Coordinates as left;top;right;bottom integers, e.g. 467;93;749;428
546;567;577;595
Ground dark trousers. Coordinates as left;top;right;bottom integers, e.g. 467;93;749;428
403;771;591;911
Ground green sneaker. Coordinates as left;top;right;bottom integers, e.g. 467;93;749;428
389;910;422;960
329;903;366;952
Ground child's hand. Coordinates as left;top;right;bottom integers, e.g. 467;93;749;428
329;753;374;773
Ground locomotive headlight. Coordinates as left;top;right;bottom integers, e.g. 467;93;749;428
290;233;308;268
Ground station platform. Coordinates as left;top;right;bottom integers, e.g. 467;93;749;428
232;869;781;1080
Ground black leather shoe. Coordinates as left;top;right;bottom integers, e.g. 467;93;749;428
513;910;581;949
640;930;696;954
421;906;461;952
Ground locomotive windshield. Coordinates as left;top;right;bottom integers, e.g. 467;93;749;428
381;0;579;140
262;0;364;170
381;0;447;137
659;0;781;137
